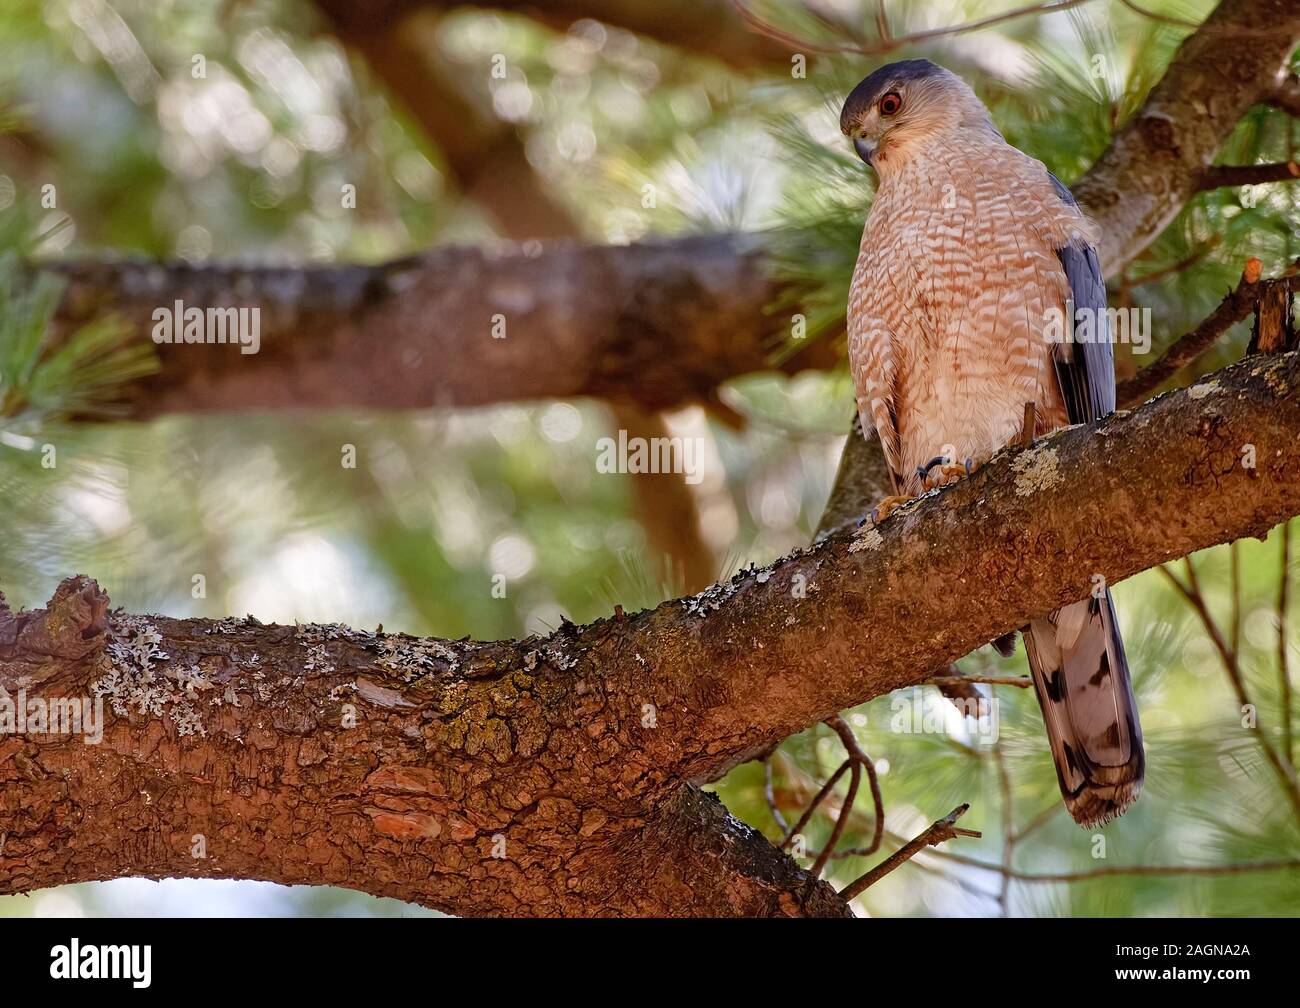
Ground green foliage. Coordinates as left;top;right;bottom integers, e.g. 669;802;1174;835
0;254;155;425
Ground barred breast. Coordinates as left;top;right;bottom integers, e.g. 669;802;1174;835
847;134;1089;494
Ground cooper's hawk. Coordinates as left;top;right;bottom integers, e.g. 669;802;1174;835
841;59;1144;826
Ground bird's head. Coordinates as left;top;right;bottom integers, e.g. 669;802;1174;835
840;59;996;171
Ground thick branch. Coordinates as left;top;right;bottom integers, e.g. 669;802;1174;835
47;235;833;417
44;0;1298;421
0;577;849;917
4;351;1298;914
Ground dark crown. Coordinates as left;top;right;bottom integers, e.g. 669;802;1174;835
840;58;944;132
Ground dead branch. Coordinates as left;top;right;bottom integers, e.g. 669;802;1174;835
839;804;980;901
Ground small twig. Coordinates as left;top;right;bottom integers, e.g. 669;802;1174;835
791;716;886;872
910;842;1300;882
1159;560;1300;826
1199;161;1300;190
993;745;1014;915
922;673;1032;688
1230;541;1241;658
1020;401;1037;446
839;804;980;901
810;758;859;876
826;714;885;858
764;757;790;836
780;759;850;849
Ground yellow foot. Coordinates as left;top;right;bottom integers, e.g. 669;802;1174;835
870;494;914;525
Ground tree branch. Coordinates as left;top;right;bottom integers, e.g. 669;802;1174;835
839;804;980;902
4;350;1298;914
1199;161;1300;190
46;235;834;418
312;0;798;71
313;1;577;239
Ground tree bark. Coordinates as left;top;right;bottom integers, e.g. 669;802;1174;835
4;350;1298;915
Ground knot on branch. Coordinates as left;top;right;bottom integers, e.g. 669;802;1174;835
9;576;111;663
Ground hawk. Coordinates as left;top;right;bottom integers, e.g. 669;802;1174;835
841;59;1144;826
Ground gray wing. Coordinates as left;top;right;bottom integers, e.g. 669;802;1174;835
1047;174;1115;423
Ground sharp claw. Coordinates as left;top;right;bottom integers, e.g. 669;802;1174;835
920;454;951;477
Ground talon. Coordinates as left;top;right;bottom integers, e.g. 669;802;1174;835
870;494;914;525
919;454;951;478
923;457;981;491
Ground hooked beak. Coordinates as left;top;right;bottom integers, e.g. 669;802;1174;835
853;137;877;165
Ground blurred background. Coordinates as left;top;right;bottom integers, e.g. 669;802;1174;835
0;0;1297;917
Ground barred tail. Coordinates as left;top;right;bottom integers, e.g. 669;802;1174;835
1023;589;1144;827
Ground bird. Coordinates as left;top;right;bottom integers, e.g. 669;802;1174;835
840;58;1144;827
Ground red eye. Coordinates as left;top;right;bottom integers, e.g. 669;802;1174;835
878;91;902;116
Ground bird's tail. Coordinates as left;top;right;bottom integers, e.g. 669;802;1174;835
1023;589;1144;827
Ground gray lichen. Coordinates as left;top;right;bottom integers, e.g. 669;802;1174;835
1010;445;1063;497
91;615;207;736
372;633;462;681
683;581;738;617
848;525;884;552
